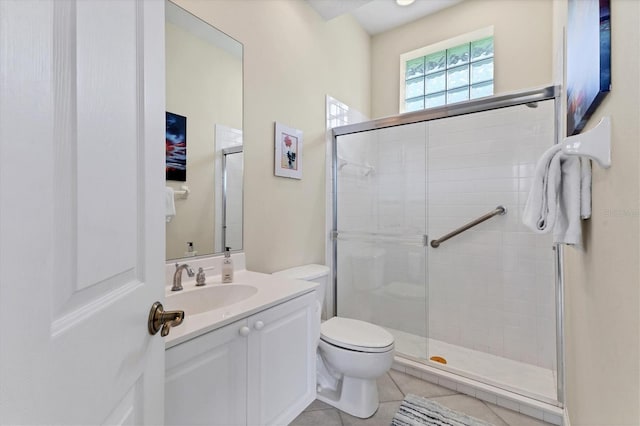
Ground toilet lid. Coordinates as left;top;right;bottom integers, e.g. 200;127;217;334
320;317;394;353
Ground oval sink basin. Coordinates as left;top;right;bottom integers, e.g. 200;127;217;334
166;284;258;316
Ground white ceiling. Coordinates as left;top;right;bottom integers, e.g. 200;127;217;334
307;0;464;35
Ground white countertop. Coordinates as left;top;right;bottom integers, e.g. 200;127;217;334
164;270;318;349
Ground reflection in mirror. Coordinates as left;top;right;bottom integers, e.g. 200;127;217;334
220;147;243;252
165;1;243;261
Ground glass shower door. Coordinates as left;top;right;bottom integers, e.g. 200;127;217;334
222;148;243;251
332;90;560;404
425;100;558;402
335;123;429;360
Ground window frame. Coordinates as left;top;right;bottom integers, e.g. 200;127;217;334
399;26;494;113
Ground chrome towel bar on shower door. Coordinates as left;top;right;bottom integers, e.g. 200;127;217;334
332;230;428;247
430;205;506;248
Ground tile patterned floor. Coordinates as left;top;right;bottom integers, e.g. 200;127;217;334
290;370;554;426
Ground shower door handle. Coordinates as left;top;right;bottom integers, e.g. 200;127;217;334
430;206;506;248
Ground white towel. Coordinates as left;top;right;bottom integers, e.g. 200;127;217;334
166;186;176;223
522;145;562;232
554;155;581;245
522;145;592;246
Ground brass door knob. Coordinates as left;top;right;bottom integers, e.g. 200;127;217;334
148;301;184;337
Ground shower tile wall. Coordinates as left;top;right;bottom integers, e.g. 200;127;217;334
334;132;378;232
336;100;557;371
427;101;556;369
376;123;427;235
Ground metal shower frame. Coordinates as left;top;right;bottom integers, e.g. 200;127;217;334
221;145;243;251
330;85;565;406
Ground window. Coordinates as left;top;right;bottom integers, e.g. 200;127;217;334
401;32;494;113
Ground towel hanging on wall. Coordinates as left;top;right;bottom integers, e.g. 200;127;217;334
166;186;176;223
522;145;591;246
523;116;611;247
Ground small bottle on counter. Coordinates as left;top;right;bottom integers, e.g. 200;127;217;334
222;247;234;283
184;241;197;257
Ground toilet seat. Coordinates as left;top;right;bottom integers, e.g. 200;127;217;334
320;317;394;353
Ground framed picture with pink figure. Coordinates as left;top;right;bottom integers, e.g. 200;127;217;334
274;122;303;179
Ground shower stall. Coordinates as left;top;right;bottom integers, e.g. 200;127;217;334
331;86;562;406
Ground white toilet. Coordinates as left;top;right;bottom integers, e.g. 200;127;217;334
272;264;395;418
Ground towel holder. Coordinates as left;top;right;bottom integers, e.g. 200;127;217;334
561;116;611;169
337;155;375;176
174;185;190;198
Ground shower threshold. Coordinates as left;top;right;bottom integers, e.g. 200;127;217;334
384;326;558;404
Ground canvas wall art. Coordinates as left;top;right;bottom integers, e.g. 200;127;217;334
566;0;611;136
166;111;187;181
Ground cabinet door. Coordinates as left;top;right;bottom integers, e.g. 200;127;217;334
247;291;318;426
165;319;248;426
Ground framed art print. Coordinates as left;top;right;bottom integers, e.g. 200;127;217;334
274;122;303;179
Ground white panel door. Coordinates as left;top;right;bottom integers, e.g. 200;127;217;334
247;292;318;426
165;319;248;426
0;0;166;424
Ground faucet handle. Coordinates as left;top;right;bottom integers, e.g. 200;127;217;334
196;267;206;286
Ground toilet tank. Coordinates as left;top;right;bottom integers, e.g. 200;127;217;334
272;264;329;318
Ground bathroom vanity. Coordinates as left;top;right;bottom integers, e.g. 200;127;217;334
164;270;319;426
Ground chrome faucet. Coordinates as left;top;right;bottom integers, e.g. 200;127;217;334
172;263;195;291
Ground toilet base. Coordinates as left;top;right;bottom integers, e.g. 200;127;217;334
317;376;379;418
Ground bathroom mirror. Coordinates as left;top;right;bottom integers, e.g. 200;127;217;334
165;1;243;261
